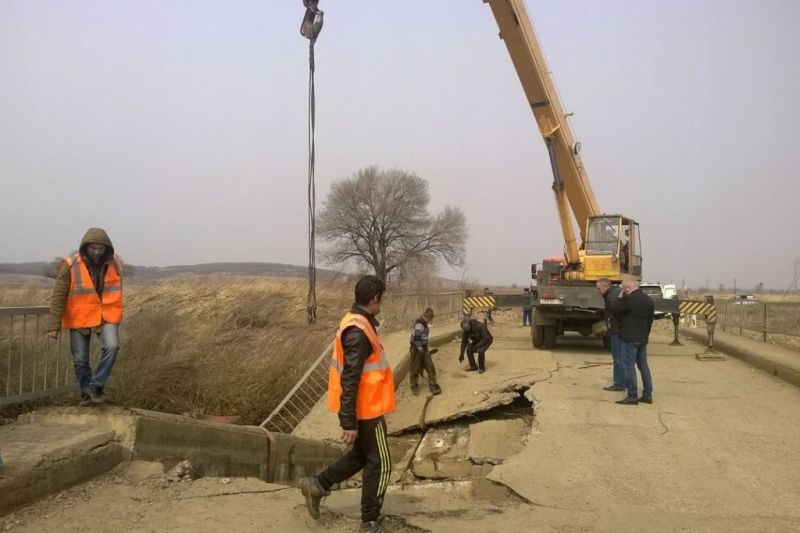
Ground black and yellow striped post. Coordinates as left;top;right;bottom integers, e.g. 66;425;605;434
678;301;717;324
663;297;718;349
462;295;496;317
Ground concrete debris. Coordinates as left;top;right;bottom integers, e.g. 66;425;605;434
412;426;473;480
166;460;195;482
467;419;528;465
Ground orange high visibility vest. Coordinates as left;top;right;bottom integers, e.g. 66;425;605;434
61;253;124;329
328;312;396;420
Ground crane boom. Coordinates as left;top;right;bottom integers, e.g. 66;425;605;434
485;0;600;262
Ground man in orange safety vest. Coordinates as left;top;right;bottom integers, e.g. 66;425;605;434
299;275;395;533
47;228;123;406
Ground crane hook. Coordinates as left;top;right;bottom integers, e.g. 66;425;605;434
301;0;324;43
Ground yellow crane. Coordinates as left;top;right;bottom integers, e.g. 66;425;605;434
484;0;642;347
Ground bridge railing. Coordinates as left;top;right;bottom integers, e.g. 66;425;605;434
0;307;76;407
716;301;800;342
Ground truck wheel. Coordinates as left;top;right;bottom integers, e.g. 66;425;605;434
533;325;545;348
543;325;557;348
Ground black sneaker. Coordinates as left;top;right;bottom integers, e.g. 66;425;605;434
360;520;385;533
298;476;329;520
79;394;94;407
89;387;106;405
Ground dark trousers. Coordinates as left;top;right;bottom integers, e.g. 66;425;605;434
409;345;438;390
316;416;391;522
466;339;493;370
622;341;653;399
522;309;532;326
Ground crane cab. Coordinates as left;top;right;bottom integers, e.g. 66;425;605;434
582;215;641;280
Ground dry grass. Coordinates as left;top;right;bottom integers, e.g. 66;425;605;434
0;277;352;424
111;276;352;423
0;276;463;424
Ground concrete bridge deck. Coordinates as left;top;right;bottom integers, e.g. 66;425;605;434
2;324;800;532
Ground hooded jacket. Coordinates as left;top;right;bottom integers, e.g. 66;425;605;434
48;228;118;333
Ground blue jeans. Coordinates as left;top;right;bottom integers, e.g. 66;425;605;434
522;309;532;326
610;333;625;388
69;324;120;395
622;341;652;399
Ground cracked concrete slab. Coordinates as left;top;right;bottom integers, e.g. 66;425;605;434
387;329;557;435
467;419;528;465
0;421;126;513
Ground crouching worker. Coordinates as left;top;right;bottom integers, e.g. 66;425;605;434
459;318;493;374
409;307;441;396
46;228;123;406
298;275;395;533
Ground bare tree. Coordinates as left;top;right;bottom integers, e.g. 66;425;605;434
317;166;467;282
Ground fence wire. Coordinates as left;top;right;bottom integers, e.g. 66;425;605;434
716;301;800;339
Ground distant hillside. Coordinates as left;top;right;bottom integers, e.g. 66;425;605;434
0;261;343;281
126;262;344;280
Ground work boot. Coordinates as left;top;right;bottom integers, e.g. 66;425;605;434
465;367;479;372
616;397;638;405
360;520;385;533
429;384;442;396
411;385;420;397
298;476;329;520
78;393;94;407
478;368;486;374
89;386;106;405
603;386;625;391
638;396;653;404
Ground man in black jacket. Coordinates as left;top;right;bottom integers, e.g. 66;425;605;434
410;308;441;396
459;318;493;374
298;275;393;533
609;278;655;405
596;278;625;392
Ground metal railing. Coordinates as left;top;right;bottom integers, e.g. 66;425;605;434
260;291;464;433
716;301;800;341
260;340;333;433
0;307;75;407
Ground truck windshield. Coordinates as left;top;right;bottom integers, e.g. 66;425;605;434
586;216;620;255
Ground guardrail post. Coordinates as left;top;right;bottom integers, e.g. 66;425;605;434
696;295;724;361
738;301;743;336
669;312;682;346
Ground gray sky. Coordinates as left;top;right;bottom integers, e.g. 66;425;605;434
1;0;798;289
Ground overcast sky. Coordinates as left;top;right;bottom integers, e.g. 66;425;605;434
1;0;798;289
